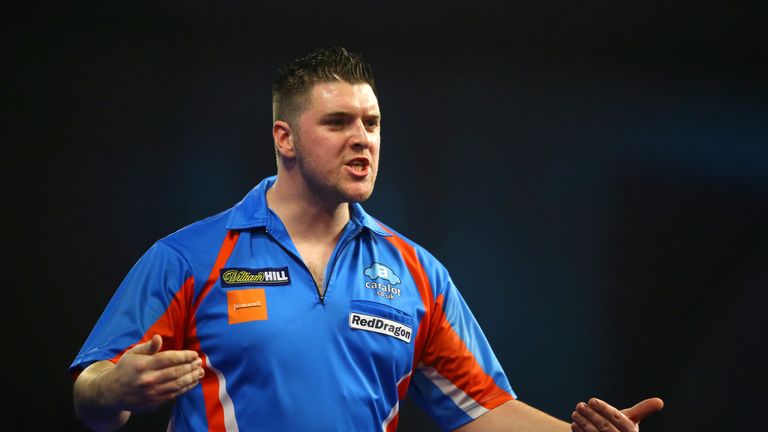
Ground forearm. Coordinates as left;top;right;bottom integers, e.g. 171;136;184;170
73;360;131;432
455;399;570;432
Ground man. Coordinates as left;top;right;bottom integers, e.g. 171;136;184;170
71;47;663;431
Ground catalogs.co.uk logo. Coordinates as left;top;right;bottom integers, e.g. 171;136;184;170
363;262;401;301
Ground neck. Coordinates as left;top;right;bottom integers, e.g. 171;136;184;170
266;176;351;243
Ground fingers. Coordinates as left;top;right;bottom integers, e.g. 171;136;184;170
621;397;664;423
128;334;163;355
124;345;203;394
171;367;206;398
150;360;205;397
572;399;635;432
572;396;665;432
125;334;200;369
109;340;206;413
129;358;205;410
123;342;202;385
572;403;616;432
571;421;586;432
151;358;204;393
149;349;201;369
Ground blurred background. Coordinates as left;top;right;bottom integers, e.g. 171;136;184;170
7;1;767;430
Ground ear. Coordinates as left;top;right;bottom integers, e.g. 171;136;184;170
273;120;296;158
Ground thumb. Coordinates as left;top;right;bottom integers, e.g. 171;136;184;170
128;334;163;356
621;397;664;423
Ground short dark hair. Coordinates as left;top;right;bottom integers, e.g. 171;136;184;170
272;47;376;127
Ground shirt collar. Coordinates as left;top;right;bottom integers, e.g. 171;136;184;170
225;175;390;237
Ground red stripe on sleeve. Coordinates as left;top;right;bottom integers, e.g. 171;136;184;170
108;275;196;364
386;415;399;432
379;223;511;415
379;224;434;380
102;230;240;431
379;224;434;430
191;230;241;317
423;293;512;410
185;230;240;431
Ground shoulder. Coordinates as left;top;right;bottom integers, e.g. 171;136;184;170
372;219;451;284
155;207;235;262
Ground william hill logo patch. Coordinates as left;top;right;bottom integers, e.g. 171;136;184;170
220;267;290;287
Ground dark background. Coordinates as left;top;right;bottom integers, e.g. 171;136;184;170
7;1;767;430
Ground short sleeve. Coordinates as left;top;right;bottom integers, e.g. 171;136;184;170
408;277;515;430
69;241;193;375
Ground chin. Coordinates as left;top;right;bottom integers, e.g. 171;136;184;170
335;175;373;201
343;185;375;203
345;192;373;204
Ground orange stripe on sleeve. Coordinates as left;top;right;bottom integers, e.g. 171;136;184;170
102;230;239;431
186;230;240;431
385;414;399;432
379;224;434;430
191;230;241;317
379;223;511;414
422;293;512;410
108;275;196;364
379;224;434;379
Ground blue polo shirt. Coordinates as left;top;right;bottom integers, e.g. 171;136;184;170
71;176;514;431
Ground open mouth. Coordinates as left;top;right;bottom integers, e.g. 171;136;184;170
347;158;370;173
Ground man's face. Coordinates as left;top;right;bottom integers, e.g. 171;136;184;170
292;81;381;205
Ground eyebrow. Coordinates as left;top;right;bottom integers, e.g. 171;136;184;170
322;111;352;118
322;111;381;119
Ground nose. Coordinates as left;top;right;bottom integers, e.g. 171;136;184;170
350;119;371;150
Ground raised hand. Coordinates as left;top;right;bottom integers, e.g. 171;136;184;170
102;334;205;412
571;397;664;432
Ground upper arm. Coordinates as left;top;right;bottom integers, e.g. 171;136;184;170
408;275;515;430
69;242;193;374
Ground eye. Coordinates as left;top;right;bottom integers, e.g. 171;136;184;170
324;116;348;128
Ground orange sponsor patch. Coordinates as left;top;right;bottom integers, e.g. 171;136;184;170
227;288;268;324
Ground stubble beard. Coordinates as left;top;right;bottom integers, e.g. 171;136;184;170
293;137;376;207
